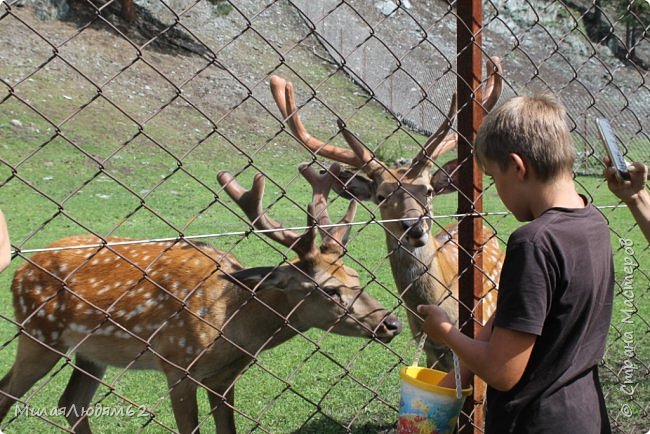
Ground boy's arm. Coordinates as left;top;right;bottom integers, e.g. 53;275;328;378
418;305;536;392
436;315;494;389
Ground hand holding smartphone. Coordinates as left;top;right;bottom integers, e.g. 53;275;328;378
596;118;630;182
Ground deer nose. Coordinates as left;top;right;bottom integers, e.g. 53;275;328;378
384;316;402;334
375;314;402;343
401;219;424;239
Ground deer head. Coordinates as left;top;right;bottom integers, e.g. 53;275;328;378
269;57;503;248
217;163;402;341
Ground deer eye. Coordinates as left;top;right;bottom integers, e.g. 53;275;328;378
376;195;386;203
322;286;339;297
426;188;434;197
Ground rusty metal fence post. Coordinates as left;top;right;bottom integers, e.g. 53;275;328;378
457;1;485;433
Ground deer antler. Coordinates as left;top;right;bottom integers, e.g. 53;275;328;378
270;76;365;168
217;172;316;257
483;56;503;113
299;163;357;253
408;93;458;175
410;56;503;168
270;56;503;173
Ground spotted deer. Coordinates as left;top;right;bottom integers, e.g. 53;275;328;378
0;164;402;434
270;57;505;370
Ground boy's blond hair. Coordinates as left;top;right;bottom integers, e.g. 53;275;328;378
475;94;575;181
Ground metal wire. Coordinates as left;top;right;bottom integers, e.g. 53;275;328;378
0;0;647;433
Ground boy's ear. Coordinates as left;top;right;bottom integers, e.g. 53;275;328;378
508;153;528;180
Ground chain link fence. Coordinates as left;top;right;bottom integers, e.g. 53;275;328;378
0;0;647;433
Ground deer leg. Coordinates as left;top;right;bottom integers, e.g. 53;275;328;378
58;356;106;434
204;379;235;434
163;368;199;434
0;335;62;422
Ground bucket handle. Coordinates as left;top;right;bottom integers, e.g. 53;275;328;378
412;333;463;399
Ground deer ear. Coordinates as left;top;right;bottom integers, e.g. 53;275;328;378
430;159;460;196
330;167;375;201
228;266;287;292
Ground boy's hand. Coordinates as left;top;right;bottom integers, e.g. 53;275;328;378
417;304;454;344
604;157;648;204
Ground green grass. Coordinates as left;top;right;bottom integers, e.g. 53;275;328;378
1;60;648;434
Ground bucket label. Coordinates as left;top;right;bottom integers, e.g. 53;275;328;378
398;383;464;434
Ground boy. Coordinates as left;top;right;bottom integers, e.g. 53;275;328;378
418;94;613;433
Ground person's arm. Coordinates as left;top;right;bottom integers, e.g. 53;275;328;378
436;315;494;389
605;159;650;242
418;304;536;391
0;210;11;272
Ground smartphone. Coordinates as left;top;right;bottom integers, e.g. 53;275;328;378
596;118;630;181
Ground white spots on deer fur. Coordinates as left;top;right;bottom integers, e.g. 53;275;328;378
69;323;90;334
132;325;143;334
47;314;56;322
89;277;97;286
168;335;176;344
18;298;28;315
60;263;68;273
186;346;194;354
97;286;110;296
33;284;43;293
104;256;113;264
142;255;151;262
50;330;60;341
198;307;209;318
178;337;186;348
132;304;146;316
116;309;126;318
163;273;170;281
116;330;131;339
113;281;122;289
91;258;100;266
30;328;45;342
193;259;201;267
37;309;46;318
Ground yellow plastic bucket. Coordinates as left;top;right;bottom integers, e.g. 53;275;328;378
398;366;472;434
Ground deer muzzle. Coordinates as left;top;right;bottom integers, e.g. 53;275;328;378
400;216;429;247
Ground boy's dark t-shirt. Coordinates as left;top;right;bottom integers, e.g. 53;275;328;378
485;201;614;434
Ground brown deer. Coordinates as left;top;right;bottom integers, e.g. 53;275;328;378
0;164;402;434
269;57;505;370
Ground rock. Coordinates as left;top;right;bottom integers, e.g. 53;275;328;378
10;119;23;128
31;0;70;21
375;0;398;16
